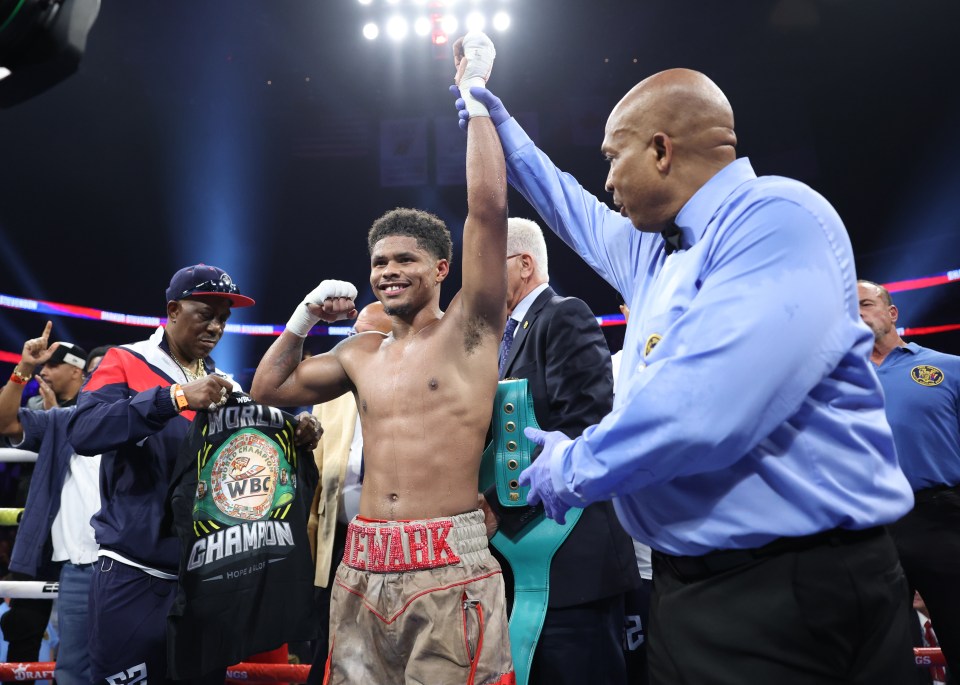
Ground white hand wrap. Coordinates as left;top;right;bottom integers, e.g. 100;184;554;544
458;31;496;118
286;280;359;337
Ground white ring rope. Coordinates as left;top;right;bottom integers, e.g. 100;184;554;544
0;448;38;463
0;580;58;599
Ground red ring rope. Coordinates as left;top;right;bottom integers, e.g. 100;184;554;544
0;662;312;683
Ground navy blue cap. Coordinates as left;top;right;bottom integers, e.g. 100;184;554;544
165;264;254;308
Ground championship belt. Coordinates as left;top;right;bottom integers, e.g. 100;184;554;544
479;379;582;685
167;393;319;679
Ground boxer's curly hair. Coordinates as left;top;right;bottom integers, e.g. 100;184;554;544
367;208;453;264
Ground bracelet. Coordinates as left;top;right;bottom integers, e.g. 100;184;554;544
9;367;31;385
170;384;189;412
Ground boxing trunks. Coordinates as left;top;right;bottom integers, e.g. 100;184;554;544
325;509;515;685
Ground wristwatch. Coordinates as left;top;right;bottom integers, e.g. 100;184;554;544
170;384;189;412
9;366;31;385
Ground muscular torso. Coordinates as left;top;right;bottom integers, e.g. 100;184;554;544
340;313;499;520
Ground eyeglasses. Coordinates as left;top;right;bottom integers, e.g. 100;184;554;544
177;279;240;300
506;254;522;261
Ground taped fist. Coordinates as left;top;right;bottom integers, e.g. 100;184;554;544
454;31;496;86
453;31;496;118
286;280;359;337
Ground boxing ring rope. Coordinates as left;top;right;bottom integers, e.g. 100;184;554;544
0;450;33;530
0;510;23;526
0;449;37;463
0;450;33;527
0;661;312;682
0;581;57;599
915;648;948;667
0;292;353;339
2;266;960;345
0;450;35;527
0;654;946;681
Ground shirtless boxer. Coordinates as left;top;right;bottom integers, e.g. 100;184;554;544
251;32;514;685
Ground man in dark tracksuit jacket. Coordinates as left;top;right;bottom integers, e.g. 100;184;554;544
67;264;256;685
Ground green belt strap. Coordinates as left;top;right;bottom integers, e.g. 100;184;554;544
480;379;582;685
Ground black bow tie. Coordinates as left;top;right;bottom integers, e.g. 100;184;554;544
661;224;684;255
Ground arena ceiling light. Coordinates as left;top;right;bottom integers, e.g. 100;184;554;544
385;15;409;40
413;16;432;37
356;1;511;44
440;14;459;35
465;11;485;32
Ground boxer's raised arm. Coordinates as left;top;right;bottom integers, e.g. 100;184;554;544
455;32;508;336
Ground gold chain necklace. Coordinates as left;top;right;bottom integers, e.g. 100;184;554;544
169;349;206;382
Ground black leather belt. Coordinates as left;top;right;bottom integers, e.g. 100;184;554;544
654;526;885;582
914;483;960;504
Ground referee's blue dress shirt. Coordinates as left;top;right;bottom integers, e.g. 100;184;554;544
499;116;913;556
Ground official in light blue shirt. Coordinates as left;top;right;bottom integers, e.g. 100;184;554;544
875;341;960;490
858;279;960;677
497;102;913;557
455;67;917;682
857;280;960;491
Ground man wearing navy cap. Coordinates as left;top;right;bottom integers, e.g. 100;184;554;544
67;264;321;685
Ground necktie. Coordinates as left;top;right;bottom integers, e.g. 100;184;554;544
924;619;947;682
661;223;684;255
498;318;519;377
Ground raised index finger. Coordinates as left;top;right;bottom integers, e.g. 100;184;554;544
39;320;53;343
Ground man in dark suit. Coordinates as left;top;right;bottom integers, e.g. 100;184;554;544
493;217;640;685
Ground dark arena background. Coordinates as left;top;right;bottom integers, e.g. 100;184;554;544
1;0;959;387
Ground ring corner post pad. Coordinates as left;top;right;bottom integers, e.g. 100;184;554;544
479;378;583;685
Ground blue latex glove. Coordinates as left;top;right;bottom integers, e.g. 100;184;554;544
519;426;577;524
448;85;511;130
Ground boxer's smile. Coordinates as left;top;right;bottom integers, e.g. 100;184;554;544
380;282;409;296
